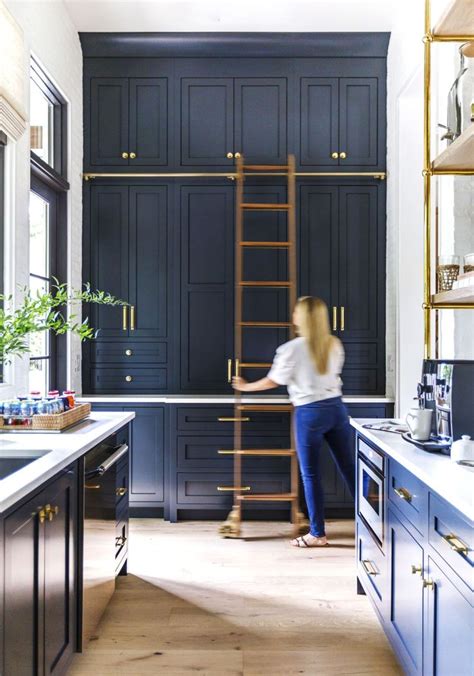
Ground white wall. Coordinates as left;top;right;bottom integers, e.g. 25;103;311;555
3;0;83;397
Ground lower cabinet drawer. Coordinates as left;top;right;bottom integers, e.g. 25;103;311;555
90;341;167;365
428;492;474;591
389;459;427;535
357;518;386;610
176;472;291;507
90;367;167;392
176;406;290;434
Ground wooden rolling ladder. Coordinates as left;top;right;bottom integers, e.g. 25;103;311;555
219;155;307;538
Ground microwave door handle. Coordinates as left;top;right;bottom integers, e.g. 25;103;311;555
97;444;129;475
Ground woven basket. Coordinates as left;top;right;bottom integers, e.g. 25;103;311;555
464;265;474;274
0;403;91;431
437;264;460;291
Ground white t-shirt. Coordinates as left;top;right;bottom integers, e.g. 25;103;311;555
267;336;344;406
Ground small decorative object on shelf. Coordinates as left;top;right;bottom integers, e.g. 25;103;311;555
464;252;474;273
437;255;461;291
443;44;471;145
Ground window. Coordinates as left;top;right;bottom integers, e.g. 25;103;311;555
0;133;5;384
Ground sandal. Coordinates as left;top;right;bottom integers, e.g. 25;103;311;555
291;535;329;548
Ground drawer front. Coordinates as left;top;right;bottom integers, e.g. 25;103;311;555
91;341;167;365
90;367;167;392
176;472;291;506
115;456;129;509
176;435;292;472
342;368;379;394
357;518;386;608
115;511;129;572
176;406;290;434
428;492;474;591
389;459;427;535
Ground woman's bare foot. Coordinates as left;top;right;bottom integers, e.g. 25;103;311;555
290;534;328;548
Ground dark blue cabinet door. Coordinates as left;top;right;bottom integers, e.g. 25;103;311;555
234;78;288;164
299;78;339;167
339;78;378;167
126;406;165;505
90;78;129;166
388;508;424;675
425;555;474;676
129;185;168;338
90;185;129;337
129;78;168;166
179;184;234;392
180;78;234;166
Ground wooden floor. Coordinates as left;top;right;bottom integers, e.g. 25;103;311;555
70;519;401;675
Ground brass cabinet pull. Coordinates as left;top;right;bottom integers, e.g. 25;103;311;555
234;358;240;377
38;507;46;524
340;306;345;331
332;306;338;331
116;487;128;497
361;559;378;576
411;564;422;575
116;535;127;547
226;152;234;159
85;484;101;490
121;152;129;159
331;152;339;159
125;375;133;383
394;487;412;502
217;486;251;492
443;533;469;555
423;578;435;590
130;305;135;331
125;349;133;357
340;151;347;159
44;504;59;522
218;417;250;422
122;306;128;331
129;152;137;159
227;358;232;383
234;152;241;159
218;450;237;454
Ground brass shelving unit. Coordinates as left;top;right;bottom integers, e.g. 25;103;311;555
423;0;474;357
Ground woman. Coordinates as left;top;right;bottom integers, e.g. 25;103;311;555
232;296;354;548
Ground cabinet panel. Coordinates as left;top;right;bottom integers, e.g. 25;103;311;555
90;341;167;365
176;472;291;506
128;406;165;504
90;78;129;166
180;78;234;166
299;78;339;167
339;77;378;167
129;185;168;338
129;78;168;166
91;367;167;393
234;78;287;163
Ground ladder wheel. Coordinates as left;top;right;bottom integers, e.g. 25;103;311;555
219;507;241;538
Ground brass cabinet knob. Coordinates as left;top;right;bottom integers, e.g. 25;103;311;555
331;152;339;159
122;152;129;159
226;152;234;159
423;578;435;590
44;504;59;522
234;152;241;159
125;375;133;383
116;487;128;497
340;151;347;159
125;349;133;357
129;152;137;159
411;565;422;575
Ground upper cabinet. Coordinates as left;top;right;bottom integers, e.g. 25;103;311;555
88;77;168;167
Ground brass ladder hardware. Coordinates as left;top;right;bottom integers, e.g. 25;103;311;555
332;306;338;331
218;417;250;422
116;487;128;497
217;486;251;492
362;560;378;576
219;153;305;540
443;533;469;555
122;306;128;331
411;564;423;575
394;487;413;502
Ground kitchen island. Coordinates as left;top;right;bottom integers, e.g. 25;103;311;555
352;419;473;676
0;411;134;676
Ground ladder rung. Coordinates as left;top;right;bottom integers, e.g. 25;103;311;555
239;321;292;327
237;493;297;502
240;241;291;248
237;404;293;412
240;281;291;287
243;164;290;171
218;449;295;456
239;362;272;368
241;203;291;210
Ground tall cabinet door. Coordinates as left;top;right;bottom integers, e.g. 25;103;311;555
128;406;165;505
179;184;234;391
90;78;129;166
90;185;130;337
299;78;339;167
234;78;288;164
180;78;234;166
129;78;168;166
339;78;378;167
128;185;168;338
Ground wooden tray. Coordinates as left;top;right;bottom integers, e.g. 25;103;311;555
0;403;91;432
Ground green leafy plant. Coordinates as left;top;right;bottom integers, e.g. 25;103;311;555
0;280;126;363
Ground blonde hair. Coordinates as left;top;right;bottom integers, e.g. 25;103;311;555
295;296;338;375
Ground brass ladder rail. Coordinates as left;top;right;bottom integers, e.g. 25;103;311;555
219;155;307;539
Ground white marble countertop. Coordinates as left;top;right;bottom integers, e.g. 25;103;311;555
351;419;474;522
79;394;394;404
0;412;134;514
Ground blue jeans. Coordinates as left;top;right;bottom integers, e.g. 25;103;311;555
295;397;355;537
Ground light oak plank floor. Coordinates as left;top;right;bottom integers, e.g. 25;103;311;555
70;519;401;676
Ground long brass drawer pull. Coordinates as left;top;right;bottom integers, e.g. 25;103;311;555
235;358;240;377
332;306;338;331
218;417;250;422
85;484;101;490
443;533;469;555
362;559;378;576
394;487;412;502
122;306;128;331
217;486;251;492
116;487;128;497
218;450;236;454
130;305;135;331
227;358;232;383
340;306;345;331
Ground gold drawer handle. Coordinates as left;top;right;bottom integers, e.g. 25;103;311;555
218;450;237;454
116;487;128;497
217;486;251;492
130;305;135;331
443;533;469;555
332;306;338;331
340;306;345;332
423;578;435;590
218;417;250;422
394;487;412;502
116;535;127;547
122;306;128;331
85;484;101;490
227;358;232;383
361;559;378;576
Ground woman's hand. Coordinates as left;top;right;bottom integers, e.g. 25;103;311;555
232;376;249;391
